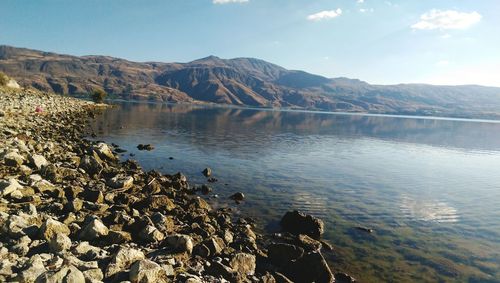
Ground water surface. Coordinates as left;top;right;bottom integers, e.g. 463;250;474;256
92;102;500;282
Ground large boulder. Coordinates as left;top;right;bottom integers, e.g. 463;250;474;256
280;211;324;238
268;243;304;266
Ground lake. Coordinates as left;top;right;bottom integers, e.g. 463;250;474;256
92;102;500;282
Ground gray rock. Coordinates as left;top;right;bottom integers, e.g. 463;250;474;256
107;175;134;189
79;155;103;175
29;154;48;170
93;143;116;161
268;243;304;266
139;225;165;243
105;247;145;278
17;254;47;283
49;233;72;253
129;259;169;283
74;242;109;260
0;178;23;196
79;218;109;240
40;218;70;241
166;234;193;254
35;265;85;283
229;253;256;276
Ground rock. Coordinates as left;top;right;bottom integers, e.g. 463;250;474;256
4;151;25;166
35;265;85;283
40;218;70;241
139;225;165;243
298;234;322;251
17;254;47;283
67;198;84;212
82;268;104;282
6;214;32;238
230;192;245;201
93;142;116;161
280;211;324;238
107;175;134;189
105;247;145;278
166;234;193;254
285;251;334;283
129;259;169;283
146;195;176;211
80;218;109;240
106;230;132;244
206;261;236;281
137;144;154;151
49;233;72;253
74;242;109;260
82;189;104;203
12;235;32;256
79;155;103;175
204;237;224;256
334;272;357;283
0;178;23;196
229;253;256;276
200;184;212;194
29;154;48;170
268;243;304;266
355;226;373;233
202;167;212;177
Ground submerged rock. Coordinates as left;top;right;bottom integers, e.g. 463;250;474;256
280;210;324;238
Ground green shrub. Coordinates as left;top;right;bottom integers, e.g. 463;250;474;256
92;88;107;103
0;71;9;86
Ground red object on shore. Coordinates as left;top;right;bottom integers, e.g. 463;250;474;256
35;106;43;113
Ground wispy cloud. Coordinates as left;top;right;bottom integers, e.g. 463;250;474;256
412;9;481;30
357;0;364;3
307;9;342;21
359;8;374;13
213;0;248;4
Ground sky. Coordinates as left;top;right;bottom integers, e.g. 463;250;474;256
1;0;499;86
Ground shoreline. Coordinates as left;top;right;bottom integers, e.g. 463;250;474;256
0;87;354;282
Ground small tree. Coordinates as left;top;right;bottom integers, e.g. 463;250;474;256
92;88;107;103
0;71;9;86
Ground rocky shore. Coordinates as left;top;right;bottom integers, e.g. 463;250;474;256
0;86;355;283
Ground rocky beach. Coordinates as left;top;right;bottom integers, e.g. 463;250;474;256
0;86;355;283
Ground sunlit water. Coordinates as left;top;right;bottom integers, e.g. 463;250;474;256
91;102;500;282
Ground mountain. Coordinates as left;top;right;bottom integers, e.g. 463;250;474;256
1;45;500;119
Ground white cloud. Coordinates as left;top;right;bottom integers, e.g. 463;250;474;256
411;9;481;30
357;0;364;3
359;8;374;13
212;0;248;4
307;9;342;21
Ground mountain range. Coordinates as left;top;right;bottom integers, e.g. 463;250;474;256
1;45;500;119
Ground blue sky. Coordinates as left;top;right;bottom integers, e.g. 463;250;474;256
1;0;499;86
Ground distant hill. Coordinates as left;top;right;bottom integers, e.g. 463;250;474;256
1;45;500;119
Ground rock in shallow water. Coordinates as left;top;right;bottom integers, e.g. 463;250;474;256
280;210;324;239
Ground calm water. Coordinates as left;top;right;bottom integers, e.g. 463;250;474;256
92;102;500;283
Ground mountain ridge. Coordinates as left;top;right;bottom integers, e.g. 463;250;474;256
1;45;500;119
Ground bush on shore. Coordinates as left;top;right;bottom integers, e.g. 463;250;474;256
92;88;107;103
